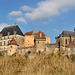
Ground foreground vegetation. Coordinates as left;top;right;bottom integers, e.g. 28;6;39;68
0;53;75;75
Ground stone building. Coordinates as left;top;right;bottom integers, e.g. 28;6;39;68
24;30;50;52
56;29;75;53
0;23;24;51
0;23;51;55
65;42;75;55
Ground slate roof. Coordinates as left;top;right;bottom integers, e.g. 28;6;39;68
62;30;75;36
0;25;23;36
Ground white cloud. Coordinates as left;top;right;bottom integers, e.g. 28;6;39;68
8;11;23;17
16;17;27;24
25;0;75;20
0;23;9;31
54;29;59;32
20;5;34;11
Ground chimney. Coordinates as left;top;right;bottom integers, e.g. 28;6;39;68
39;30;41;33
33;30;35;34
8;32;10;36
14;31;16;35
40;33;42;37
14;23;17;26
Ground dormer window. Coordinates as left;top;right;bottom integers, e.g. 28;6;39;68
40;33;42;37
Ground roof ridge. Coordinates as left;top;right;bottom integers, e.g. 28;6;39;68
63;30;75;32
4;25;17;28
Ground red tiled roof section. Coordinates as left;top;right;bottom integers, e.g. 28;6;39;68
25;30;46;39
67;42;75;47
34;30;46;39
9;38;18;46
25;31;33;35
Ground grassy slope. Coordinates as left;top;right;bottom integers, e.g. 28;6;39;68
0;53;75;75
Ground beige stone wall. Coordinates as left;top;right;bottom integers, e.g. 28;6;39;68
0;34;24;51
8;45;18;55
56;36;73;51
46;37;50;44
17;47;35;55
16;35;24;47
65;47;75;55
24;35;34;47
35;39;46;52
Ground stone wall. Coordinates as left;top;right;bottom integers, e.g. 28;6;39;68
0;34;24;51
46;44;59;53
35;39;46;52
17;46;35;55
24;35;34;47
45;37;50;44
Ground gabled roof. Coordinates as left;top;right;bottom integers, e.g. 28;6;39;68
62;30;75;36
25;31;33;35
8;38;18;46
1;25;23;36
25;30;46;39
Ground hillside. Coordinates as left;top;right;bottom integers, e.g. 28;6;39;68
0;53;75;75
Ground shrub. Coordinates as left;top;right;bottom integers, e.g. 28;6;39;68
38;50;41;55
58;52;60;58
28;51;31;54
44;48;46;51
70;54;75;62
11;53;16;57
66;55;69;59
50;53;54;56
24;55;28;59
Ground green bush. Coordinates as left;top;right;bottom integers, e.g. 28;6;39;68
38;50;41;55
58;52;61;58
70;54;75;62
11;53;16;57
24;55;28;59
28;51;31;54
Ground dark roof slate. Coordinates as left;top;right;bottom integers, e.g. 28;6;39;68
62;30;75;36
1;25;23;36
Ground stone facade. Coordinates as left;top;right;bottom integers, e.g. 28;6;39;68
24;35;34;47
24;30;50;52
0;24;24;51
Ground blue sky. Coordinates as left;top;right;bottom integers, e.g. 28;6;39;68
0;0;75;43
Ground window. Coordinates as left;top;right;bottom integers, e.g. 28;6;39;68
68;48;70;51
4;41;5;45
11;46;12;48
65;39;67;44
38;41;39;43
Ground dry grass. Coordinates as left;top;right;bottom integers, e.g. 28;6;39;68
0;53;75;75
